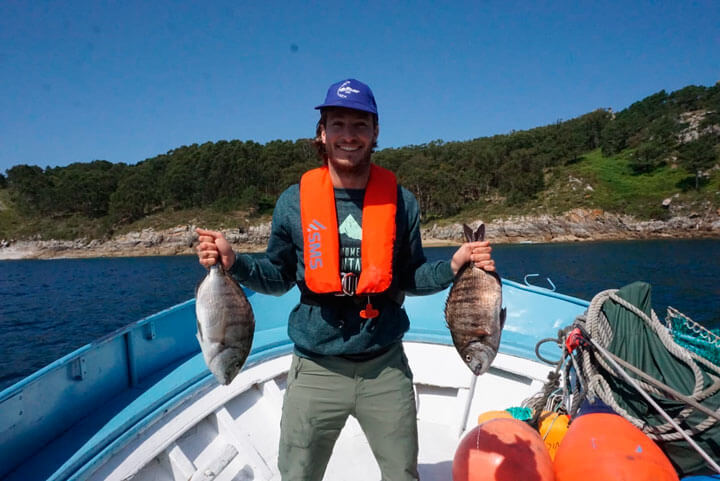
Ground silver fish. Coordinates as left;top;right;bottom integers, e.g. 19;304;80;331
195;265;255;385
445;223;506;375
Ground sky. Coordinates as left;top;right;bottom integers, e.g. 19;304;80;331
1;0;719;174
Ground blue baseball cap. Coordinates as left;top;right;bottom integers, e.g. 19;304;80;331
315;78;378;116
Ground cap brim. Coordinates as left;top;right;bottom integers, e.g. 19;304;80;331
315;101;377;115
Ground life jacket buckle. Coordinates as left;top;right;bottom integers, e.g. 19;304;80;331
341;272;358;296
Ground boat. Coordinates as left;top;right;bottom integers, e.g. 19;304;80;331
0;278;716;480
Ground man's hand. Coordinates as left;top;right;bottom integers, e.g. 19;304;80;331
451;241;495;276
195;228;236;270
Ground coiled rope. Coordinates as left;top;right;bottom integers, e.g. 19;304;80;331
577;289;720;442
528;288;720;473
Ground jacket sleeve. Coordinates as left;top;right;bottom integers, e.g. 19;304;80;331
396;188;455;295
228;189;298;295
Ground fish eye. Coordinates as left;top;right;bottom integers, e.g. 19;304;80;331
465;354;472;362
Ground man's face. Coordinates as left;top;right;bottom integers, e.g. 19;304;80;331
321;108;378;176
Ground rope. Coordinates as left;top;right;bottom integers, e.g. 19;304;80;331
525;370;563;429
575;287;720;453
568;351;588;417
525;328;573;428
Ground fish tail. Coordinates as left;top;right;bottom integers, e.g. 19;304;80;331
462;223;486;242
475;224;485;242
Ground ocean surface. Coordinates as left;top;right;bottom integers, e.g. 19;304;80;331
1;239;718;391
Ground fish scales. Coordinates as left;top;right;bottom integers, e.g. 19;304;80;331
445;223;506;375
195;265;255;385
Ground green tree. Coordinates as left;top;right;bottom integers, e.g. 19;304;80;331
630;141;666;174
677;134;719;190
498;149;544;205
600;117;630;155
49;161;125;217
109;160;166;222
5;164;54;214
163;154;200;209
670;85;706;111
396;153;438;218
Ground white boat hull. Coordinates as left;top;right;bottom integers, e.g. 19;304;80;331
91;342;553;481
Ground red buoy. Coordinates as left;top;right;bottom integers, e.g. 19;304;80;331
554;413;678;481
452;418;555;481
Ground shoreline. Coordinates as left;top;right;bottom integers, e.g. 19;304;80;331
2;208;718;261
2;231;718;261
1;235;718;261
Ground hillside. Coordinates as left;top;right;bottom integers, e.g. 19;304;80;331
1;83;719;257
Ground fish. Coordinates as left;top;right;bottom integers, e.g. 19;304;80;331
195;265;255;385
445;223;506;375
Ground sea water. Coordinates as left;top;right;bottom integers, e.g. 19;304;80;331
1;239;718;391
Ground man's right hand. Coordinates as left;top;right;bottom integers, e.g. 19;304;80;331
195;228;236;270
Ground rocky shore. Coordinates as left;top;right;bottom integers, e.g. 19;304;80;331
1;208;718;260
424;208;720;244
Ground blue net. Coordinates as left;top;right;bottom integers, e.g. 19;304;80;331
666;307;720;366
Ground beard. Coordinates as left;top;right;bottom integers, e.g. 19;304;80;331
325;147;373;177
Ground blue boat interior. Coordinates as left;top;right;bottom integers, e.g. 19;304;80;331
1;279;591;480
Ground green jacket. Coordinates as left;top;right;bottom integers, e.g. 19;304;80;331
229;181;454;357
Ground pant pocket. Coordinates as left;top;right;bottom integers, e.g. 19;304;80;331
285;355;303;389
280;357;314;449
397;348;414;382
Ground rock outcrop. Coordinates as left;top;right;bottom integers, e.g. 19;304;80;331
423;208;719;244
1;208;718;260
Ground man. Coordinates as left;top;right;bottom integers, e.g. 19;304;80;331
196;78;495;481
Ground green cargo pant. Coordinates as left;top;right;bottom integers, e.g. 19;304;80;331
278;343;419;481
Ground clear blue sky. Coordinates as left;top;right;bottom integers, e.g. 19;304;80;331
1;0;718;174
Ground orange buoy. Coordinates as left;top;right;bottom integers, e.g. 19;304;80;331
453;418;555;481
538;411;570;460
554;413;678;481
477;409;513;425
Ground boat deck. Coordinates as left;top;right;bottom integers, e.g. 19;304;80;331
89;343;553;481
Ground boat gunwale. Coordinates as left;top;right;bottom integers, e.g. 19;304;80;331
0;298;197;402
0;279;586;402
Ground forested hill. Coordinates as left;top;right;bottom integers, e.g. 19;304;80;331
1;83;719;241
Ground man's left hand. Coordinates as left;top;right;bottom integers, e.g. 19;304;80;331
451;241;495;275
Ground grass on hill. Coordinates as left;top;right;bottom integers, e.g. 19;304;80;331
546;149;690;219
115;208;270;236
441;148;718;225
0;189;22;240
564;149;718;219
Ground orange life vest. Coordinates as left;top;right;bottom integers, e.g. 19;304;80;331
300;164;397;295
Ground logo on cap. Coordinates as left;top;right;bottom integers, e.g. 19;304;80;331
336;81;360;99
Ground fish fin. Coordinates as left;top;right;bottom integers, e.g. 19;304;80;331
475;223;485;242
195;277;204;297
462;224;474;242
196;319;204;341
500;307;507;330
